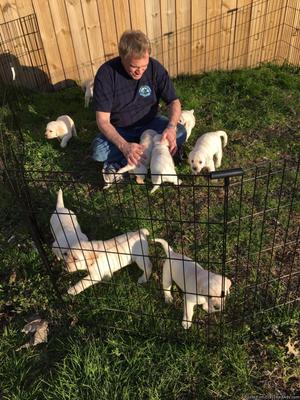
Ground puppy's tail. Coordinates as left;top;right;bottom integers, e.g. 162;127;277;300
154;238;173;257
117;164;135;174
56;188;64;209
217;131;228;147
150;184;159;194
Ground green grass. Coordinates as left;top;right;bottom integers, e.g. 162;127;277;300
1;63;300;399
1;311;299;399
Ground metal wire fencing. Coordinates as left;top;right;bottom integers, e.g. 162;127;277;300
1;70;299;345
1;129;299;345
0;14;52;91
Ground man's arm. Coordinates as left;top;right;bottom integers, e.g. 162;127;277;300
161;99;181;156
96;111;144;166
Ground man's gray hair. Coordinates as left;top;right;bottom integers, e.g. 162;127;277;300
118;30;151;59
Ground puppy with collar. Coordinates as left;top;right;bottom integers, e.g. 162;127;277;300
117;129;157;184
154;238;232;329
50;188;89;262
150;134;182;194
82;79;94;108
45;115;77;148
179;109;196;140
188;130;227;174
66;228;152;295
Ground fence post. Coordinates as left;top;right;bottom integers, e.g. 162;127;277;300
210;168;244;343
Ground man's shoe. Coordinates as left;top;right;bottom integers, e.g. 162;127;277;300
102;162;128;189
174;144;185;163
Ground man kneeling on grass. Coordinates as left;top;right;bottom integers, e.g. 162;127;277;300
91;29;187;188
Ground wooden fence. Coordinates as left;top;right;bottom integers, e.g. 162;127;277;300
0;0;299;89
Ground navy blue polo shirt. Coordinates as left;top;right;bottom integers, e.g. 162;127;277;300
93;57;178;128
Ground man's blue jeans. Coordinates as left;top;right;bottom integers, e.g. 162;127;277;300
91;115;187;165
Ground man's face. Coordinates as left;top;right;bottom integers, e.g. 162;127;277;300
121;52;149;80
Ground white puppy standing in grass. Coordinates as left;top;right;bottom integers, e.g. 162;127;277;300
150;134;182;194
188;130;227;174
45;115;77;148
154;238;232;329
50;188;89;262
179;109;196;140
65;228;152;295
117;129;157;184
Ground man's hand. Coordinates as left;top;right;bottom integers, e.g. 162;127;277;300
161;126;177;156
121;142;145;166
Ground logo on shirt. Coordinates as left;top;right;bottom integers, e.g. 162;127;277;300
139;85;151;97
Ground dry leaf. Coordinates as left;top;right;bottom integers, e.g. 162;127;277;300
286;337;299;357
70;316;79;327
9;270;17;284
17;318;49;351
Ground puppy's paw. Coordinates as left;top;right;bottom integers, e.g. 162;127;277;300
67;286;77;296
150;184;159;194
164;294;173;304
137;274;147;284
182;320;192;329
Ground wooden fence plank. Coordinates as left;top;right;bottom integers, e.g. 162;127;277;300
230;0;252;70
274;0;288;63
81;0;105;78
113;0;131;38
129;0;146;32
176;0;191;75
220;0;237;71
261;0;285;64
205;0;222;71
247;0;268;67
145;0;163;65
0;0;19;21
15;0;33;16
97;0;118;60
160;0;177;76
286;0;300;65
32;0;65;86
65;0;93;83
0;3;4;22
48;0;79;84
14;0;44;73
191;0;207;75
277;0;293;62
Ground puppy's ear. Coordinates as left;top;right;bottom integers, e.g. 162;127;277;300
191;109;194;114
